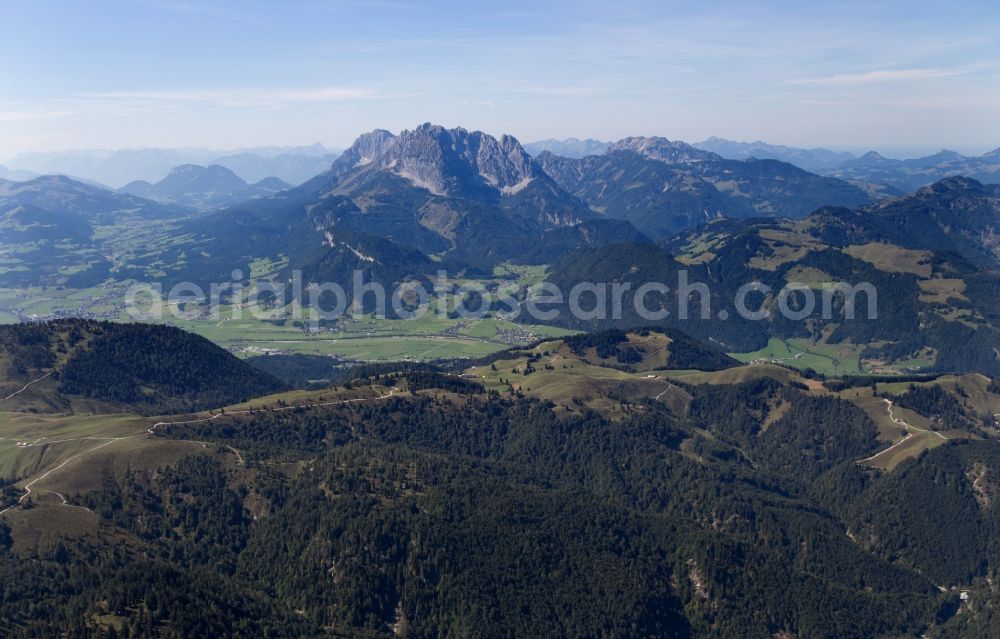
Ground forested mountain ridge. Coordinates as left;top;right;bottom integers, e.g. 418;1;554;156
537;176;1000;375
0;319;285;414
0;175;184;224
1;347;998;637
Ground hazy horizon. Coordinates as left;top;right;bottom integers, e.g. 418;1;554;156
3;0;999;159
1;132;996;166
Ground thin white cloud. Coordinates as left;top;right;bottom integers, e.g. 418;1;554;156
512;86;597;97
786;68;967;86
77;87;376;108
459;99;496;109
0;110;75;122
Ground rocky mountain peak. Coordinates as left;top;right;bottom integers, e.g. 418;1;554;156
332;124;541;198
340;129;397;168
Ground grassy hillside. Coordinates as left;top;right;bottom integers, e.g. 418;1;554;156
544;187;1000;376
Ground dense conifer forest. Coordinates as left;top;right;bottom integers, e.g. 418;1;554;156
5;371;996;637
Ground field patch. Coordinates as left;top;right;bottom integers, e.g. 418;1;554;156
918;278;968;304
843;243;933;278
731;338;863;376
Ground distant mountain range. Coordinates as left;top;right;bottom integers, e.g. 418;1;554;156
820;148;1000;192
5;144;339;188
142;125;887;293
7;124;1000;357
526;136;856;170
522;138;610;158
528;137;1000;194
0;165;40;182
0;175;181;225
0;175;188;287
120;164;291;210
692;137;856;170
1;124;897;296
149;124;639;296
11;137;999;196
537;136;872;238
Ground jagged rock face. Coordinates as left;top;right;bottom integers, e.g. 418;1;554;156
533;151;587;192
331;123;540;199
337;129;396;169
608;136;721;164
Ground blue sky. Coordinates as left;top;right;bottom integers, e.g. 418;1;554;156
2;0;999;157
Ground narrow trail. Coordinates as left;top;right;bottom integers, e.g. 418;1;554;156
857;433;914;464
857;398;948;465
654;380;679;401
884;399;948;441
0;387;397;517
225;445;245;465
51;491;93;513
642;346;669;360
1;438;120;515
0;372;52;404
414;341;449;360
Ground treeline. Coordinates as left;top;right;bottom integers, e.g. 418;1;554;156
394;371;484;395
824;373;940;392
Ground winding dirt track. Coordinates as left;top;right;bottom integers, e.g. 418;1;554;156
654;380;678;401
857;398;948;465
0;388;397;516
0;373;52;404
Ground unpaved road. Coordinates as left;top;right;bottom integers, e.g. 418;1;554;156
857;398;948;464
1;388;397;516
0;372;52;404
